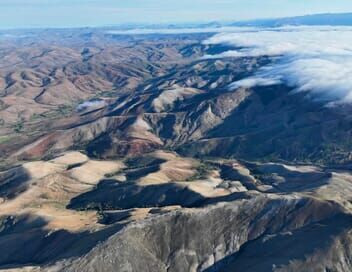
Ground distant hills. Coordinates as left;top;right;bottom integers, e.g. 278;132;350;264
103;13;352;34
232;13;352;27
107;13;352;31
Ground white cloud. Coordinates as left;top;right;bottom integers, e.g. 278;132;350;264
204;26;352;103
76;100;106;111
229;77;281;89
106;26;256;35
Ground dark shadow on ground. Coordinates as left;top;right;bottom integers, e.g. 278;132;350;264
67;178;253;211
0;213;124;268
67;180;207;210
0;166;31;200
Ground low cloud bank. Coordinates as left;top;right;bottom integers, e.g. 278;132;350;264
106;26;256;35
0;33;28;39
76;100;106;111
229;77;281;89
204;26;352;103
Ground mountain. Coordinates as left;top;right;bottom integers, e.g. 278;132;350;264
6;45;352;166
0;28;351;272
232;12;352;27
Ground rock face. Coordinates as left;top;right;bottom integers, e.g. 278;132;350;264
58;196;351;272
0;29;351;272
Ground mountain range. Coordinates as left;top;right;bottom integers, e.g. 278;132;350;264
232;12;352;27
0;22;351;272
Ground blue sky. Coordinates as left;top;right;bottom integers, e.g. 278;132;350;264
1;0;352;29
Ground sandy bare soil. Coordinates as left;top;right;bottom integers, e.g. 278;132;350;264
0;152;124;232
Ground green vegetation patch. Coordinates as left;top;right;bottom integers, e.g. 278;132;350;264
186;161;218;182
12;117;25;133
0;135;11;144
124;156;166;170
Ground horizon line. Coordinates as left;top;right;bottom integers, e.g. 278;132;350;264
1;11;352;31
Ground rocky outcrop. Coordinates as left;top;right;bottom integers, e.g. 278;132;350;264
56;195;351;272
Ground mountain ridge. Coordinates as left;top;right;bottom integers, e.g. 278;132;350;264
231;12;352;27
